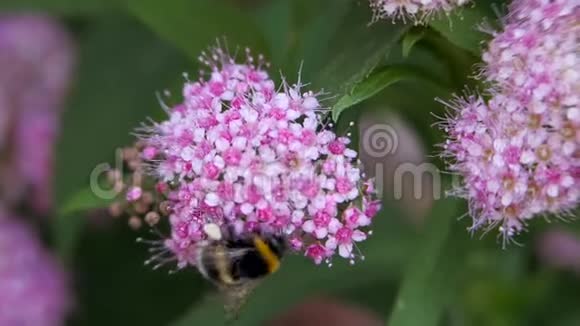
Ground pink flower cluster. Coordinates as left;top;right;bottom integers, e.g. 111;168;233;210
0;15;75;213
482;0;578;116
139;47;380;267
0;215;70;326
369;0;470;23
440;0;579;243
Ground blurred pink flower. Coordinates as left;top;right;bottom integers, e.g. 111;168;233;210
369;0;471;23
0;14;75;213
536;229;580;275
439;0;579;243
134;46;380;268
0;214;70;325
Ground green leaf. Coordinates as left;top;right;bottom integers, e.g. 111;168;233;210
54;14;192;261
388;197;464;326
428;0;500;56
315;1;409;97
55;186;116;260
332;64;444;121
171;204;418;325
419;28;480;90
356;49;456;148
402;27;426;58
126;0;268;61
58;187;113;217
288;0;351;81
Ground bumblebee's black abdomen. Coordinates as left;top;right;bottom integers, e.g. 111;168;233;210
234;250;270;279
225;237;270;279
196;234;285;286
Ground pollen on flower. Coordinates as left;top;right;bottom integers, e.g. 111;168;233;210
438;0;579;245
368;0;471;24
118;43;381;269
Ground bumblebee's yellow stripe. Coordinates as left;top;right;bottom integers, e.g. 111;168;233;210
253;236;280;273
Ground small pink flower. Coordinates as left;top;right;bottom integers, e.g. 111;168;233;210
155;182;169;194
290;237;303;251
203;162;220;180
217;182;234;201
363;198;381;219
328;140;346;155
143;146;157;160
305;243;329;265
322;160;336;175
326;226;368;259
126;186;143;202
223;147;242;165
257;207;274;223
299;179;320;199
335;177;354;194
344;207;372;228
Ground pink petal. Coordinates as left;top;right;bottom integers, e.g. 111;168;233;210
338;244;353;258
352;230;367;242
315;227;328;239
302;220;315;233
328;218;342;233
325;237;338;250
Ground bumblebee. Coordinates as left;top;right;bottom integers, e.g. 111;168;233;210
196;224;287;318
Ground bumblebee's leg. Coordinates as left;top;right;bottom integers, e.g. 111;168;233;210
222;281;260;322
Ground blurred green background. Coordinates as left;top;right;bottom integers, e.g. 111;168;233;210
2;0;579;325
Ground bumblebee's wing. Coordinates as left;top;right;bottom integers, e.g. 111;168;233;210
198;245;252;272
226;247;253;259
